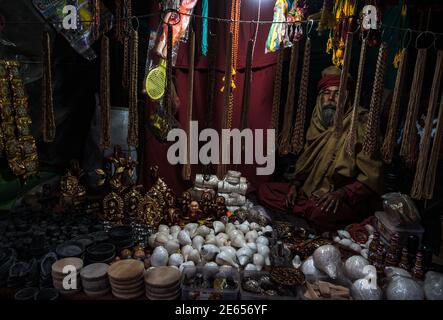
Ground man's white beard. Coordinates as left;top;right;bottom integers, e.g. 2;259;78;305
321;105;336;128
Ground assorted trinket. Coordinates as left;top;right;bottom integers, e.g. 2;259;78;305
242;272;299;298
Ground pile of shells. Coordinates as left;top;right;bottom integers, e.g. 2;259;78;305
332;226;375;260
148;221;273;272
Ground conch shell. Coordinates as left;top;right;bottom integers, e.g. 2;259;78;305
196;225;211;237
192;235;205;252
213;221;225;234
344;255;370;281
215;251;239;268
313;245;342;279
151;246;169;267
164;240;180;255
178;230;192;246
201;244;220;262
168;253;184;267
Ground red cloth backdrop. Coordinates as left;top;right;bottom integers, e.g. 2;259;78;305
141;0;279;193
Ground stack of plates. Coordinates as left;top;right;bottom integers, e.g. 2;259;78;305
109;226;133;252
80;263;110;298
56;241;85;259
51;257;83;295
86;243;115;264
108;259;144;300
144;266;181;300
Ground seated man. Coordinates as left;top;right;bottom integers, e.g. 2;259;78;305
259;66;383;232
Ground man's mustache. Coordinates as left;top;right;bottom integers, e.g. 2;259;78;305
322;103;337;110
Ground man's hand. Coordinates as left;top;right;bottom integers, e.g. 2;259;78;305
286;184;298;208
316;189;347;214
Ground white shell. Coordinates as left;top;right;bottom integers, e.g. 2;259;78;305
220;246;237;260
253;253;265;271
292;255;302;268
238;256;250;266
349;243;362;253
179;261;195;273
257;244;270;258
215;233;229;247
265;256;271;266
164;240;180;255
313;245;342;279
241;220;250;227
301;256;327;278
249;222;261;231
339;238;352;247
187;249;201;264
351;279;382;300
333;236;341;243
258;231;263;236
234;220;240;225
246;242;257;253
213;221;225;234
170;225;181;235
205;262;218;268
181;245;193;260
148;234;157;248
205;234;218;246
154;232;169;247
344;255;370;281
237;224;250;234
178;230;192;246
361;249;369;259
168;234;174;240
192;235;205;252
158;224;170;235
236;246;253;259
245;230;259;243
364;224;375;235
151;246;169;267
263;225;273;234
196;225;211;237
184;223;199;238
337;230;351;239
168;253;184;267
228;229;242;240
215;251;239;268
256;236;269;246
231;235;247;248
201;244;220;261
245;264;257;271
225;223;236;235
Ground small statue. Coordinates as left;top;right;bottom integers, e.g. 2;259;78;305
398;247;410;271
412;252;424;280
123;186;143;224
181;191;192;214
200;191;214;221
59;172;86;211
188;201;202;222
103;192;124;224
164;192;180;226
215;196;227;219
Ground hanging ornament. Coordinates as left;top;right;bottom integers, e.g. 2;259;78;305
127;28;139;148
92;0;101;41
182;29;195;181
362;42;388;156
240;39;254;131
410;51;443;199
291;31;311;154
201;0;209;56
270;49;284;133
286;0;307;43
278;41;299;155
121;0;132;89
327;0;356;67
42;31;56;143
334;31;353;135
317;0;334;35
380;48;407;163
100;34;111;150
399;48;427;165
345;39;367;156
265;0;289;53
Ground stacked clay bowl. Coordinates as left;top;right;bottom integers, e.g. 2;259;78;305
144;266;181;300
80;263;110;298
51;258;83;296
108;259;145;299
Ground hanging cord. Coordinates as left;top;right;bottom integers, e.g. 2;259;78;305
362;42;388;156
345;37;367;156
270;49;284;133
121;0;132;89
291;22;313;154
100;34;111;150
251;0;262;64
240;39;254;131
380;48;408;163
278;41;300;156
411;50;443;199
42;31;56;143
183;29;195;181
423;91;443;199
399;47;428;164
93;0;101;41
127;18;139;148
334;31;353;135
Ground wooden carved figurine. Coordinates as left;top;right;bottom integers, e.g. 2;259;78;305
200;191;214;221
164;192;180;226
188;201;202;222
